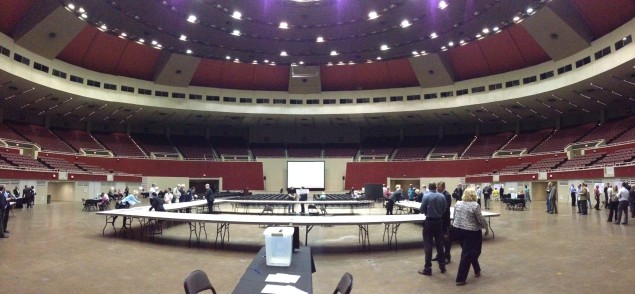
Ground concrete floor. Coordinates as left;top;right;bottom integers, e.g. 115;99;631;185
1;200;634;294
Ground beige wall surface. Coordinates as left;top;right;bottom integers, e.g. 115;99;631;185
48;182;75;202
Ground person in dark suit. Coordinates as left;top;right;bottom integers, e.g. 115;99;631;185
299;187;308;214
205;183;214;213
0;185;10;237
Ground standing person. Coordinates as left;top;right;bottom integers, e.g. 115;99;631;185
629;183;635;218
593;185;601;210
452;184;463;204
549;182;558;214
524;185;531;202
0;185;8;238
483;185;492;210
205;183;214;213
386;185;401;215
163;188;174;204
408;184;416;201
287;191;297;214
433;181;453;264
603;183;609;209
579;183;589;215
569;184;577;206
299;187;308;214
546;184;553;214
607;185;620;222
418;182;447;276
453;187;489;286
12;186;19;198
475;186;482;208
615;182;630;225
499;185;505;198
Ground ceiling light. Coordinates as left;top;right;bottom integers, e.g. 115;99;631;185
493;27;499;32
234;58;240;63
476;33;482;38
316;36;324;43
412;51;419;56
438;0;448;10
187;15;197;23
179;34;187;41
186;49;192;54
253;60;258;64
264;59;269;63
348;61;355;65
67;4;75;10
225;55;231;60
526;7;534;14
119;32;127;37
151;40;158;45
156;44;162;48
448;41;454;47
400;20;411;28
376;56;382;60
337;61;345;65
138;38;145;43
279;22;289;29
327;62;333;66
459;39;465;44
330;50;338;56
231;29;241;36
100;24;107;30
270;62;275;66
380;44;389;51
368;11;378;20
232;11;242;20
299;61;304;65
482;28;490;34
513;16;520;22
441;46;447;50
80;13;87;19
430;32;438;39
280;51;288;56
77;7;85;13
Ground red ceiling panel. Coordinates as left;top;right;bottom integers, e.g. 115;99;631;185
447;41;491;81
81;32;128;75
507;25;551;66
354;62;392;90
386;59;419;88
570;0;635;38
220;62;256;90
478;31;527;75
190;59;224;88
0;0;35;35
115;42;161;81
56;26;99;66
320;65;356;91
252;65;289;91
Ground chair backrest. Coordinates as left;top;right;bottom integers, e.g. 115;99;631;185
184;270;217;294
333;272;353;294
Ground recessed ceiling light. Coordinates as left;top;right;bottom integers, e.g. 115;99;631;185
526;7;534;14
67;4;75;10
252;60;258;64
438;0;448;10
231;29;241;36
99;24;107;31
232;11;242;20
430;32;438;39
330;50;338;56
327;62;333;66
234;58;240;63
80;13;87;19
138;38;145;43
368;11;378;20
187;15;197;23
180;34;187;41
513;16;521;22
186;49;192;54
225;55;231;60
279;22;289;29
77;7;85;13
441;46;447;50
264;59;269;63
482;28;490;34
380;44;389;51
337;61;345;65
151;40;158;45
316;36;324;43
400;20;411;28
448;41;454;46
270;62;275;66
119;32;127;37
280;51;288;56
299;61;304;65
412;51;419;55
493;27;499;32
420;50;427;55
376;56;382;60
475;33;482;38
348;61;355;65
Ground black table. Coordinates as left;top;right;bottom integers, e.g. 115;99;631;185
232;246;315;294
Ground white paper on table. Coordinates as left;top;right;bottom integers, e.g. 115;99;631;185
261;284;308;294
265;273;301;283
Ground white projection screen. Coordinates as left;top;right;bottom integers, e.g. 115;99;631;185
287;161;325;189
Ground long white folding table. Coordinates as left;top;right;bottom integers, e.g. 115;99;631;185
216;199;374;214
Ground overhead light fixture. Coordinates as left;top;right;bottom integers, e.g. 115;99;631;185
327;62;333;66
100;24;107;30
448;41;454;47
253;60;259;64
225;55;231;60
400;20;411;28
80;13;87;19
232;11;242;20
513;16;520;22
376;56;382;60
380;44;389;51
459;39;465;44
180;34;187;41
475;33;482;38
438;0;448;10
330;50;338;56
78;7;85;13
482;28;490;34
119;32;127;38
151;40;158;45
441;46;447;50
231;29;241;36
263;59;269;63
337;61;345;65
526;7;534;14
420;50;427;55
430;32;438;39
138;38;145;43
493;27;500;32
279;22;289;29
412;51;419;56
67;4;75;10
187;15;197;23
368;11;378;20
186;49;192;54
280;51;288;56
234;58;240;63
299;61;304;65
316;36;324;43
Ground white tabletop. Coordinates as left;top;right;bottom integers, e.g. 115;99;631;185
394;201;500;218
216;199;373;205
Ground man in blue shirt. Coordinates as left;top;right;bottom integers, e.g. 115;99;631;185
418;182;447;276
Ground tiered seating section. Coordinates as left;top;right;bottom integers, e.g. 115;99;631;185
287;144;322;158
558;152;605;169
211;136;250;157
595;149;635;166
39;157;83;172
611;122;635;144
0;124;28;142
0;152;48;169
579;116;635;143
171;135;215;159
7;122;74;152
524;157;567;172
532;123;597;153
51;128;103;151
75;162;109;173
392;136;436;160
132;134;178;154
431;135;472;154
359;137;398;157
497;163;531;174
251;143;286;158
323;144;358;158
462;132;513;157
92;132;145;157
502;128;553;151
